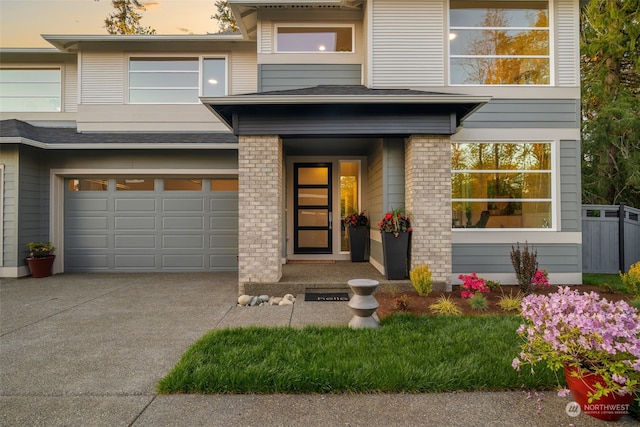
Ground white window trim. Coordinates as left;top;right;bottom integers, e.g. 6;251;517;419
447;0;555;86
125;54;229;104
274;23;356;54
451;140;557;231
0;65;63;112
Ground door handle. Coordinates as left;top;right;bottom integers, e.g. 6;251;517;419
329;212;332;230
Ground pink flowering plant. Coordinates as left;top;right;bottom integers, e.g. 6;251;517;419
458;273;490;299
512;287;640;403
531;269;549;288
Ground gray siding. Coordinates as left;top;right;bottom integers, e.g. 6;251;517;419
259;64;362;92
368;139;384;268
384;138;405;212
18;147;49;266
238;112;453;136
463;99;579;128
453;243;581;274
560;140;581;232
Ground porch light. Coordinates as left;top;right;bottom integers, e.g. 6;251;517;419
449;33;457;40
208;78;218;85
318;44;326;51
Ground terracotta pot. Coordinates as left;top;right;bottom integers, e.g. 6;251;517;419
563;365;634;421
26;256;55;278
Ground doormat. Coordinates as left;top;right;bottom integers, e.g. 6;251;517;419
287;260;336;264
305;292;350;302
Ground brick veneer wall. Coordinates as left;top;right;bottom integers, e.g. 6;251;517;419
405;135;452;291
238;135;283;293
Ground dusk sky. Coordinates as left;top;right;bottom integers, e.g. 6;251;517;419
0;0;219;48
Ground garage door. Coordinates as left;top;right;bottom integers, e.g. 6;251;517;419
65;178;238;272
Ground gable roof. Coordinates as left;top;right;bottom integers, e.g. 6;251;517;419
0;120;237;149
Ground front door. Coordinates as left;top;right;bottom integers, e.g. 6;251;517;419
294;163;332;254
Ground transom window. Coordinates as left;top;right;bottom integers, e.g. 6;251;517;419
452;142;553;229
449;1;550;85
276;26;354;53
128;57;226;103
0;68;61;112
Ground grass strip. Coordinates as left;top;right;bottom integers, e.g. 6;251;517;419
158;314;560;394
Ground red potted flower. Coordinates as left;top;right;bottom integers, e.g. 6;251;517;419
343;212;369;262
26;242;56;278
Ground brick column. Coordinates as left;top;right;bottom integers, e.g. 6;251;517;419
405;135;452;291
238;135;283;293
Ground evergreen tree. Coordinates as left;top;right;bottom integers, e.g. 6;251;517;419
212;1;238;33
581;0;640;206
104;0;156;35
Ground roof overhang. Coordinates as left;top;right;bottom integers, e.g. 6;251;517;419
41;34;250;52
202;87;491;137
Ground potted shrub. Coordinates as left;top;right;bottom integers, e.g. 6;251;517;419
512;287;639;421
342;212;369;262
378;208;412;280
26;242;56;278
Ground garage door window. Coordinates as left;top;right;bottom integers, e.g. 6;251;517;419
164;179;202;191
211;179;239;191
116;179;155;191
68;179;108;191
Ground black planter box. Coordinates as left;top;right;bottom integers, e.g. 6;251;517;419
347;227;369;262
381;232;410;279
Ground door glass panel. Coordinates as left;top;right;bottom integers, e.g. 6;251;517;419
211;179;239;191
298;209;328;227
298;188;328;206
164;179;202;191
116;179;154;191
68;179;108;191
298;167;328;185
340;161;360;251
298;230;329;248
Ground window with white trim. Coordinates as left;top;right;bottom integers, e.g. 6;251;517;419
128;57;226;103
275;25;354;53
452;142;553;229
449;1;550;85
0;68;61;112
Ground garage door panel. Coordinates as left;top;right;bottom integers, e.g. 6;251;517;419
162;254;204;268
210;255;238;269
115;198;156;211
163;198;204;212
115;217;156;230
115;254;156;268
209;235;238;248
67;235;108;249
67;198;108;211
67;216;108;230
162;235;204;249
210;197;238;211
67;254;109;269
114;235;156;249
162;217;203;230
210;217;238;230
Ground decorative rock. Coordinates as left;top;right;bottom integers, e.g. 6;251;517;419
283;294;295;302
279;299;293;306
271;297;283;305
238;295;253;306
258;295;270;303
250;296;261;306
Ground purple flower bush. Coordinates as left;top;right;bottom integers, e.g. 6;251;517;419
512;287;640;403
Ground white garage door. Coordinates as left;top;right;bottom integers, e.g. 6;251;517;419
64;178;238;272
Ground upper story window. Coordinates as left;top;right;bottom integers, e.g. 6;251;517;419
452;142;553;229
449;1;550;85
0;68;61;112
128;57;226;104
276;25;354;53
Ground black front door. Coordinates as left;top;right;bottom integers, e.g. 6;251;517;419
294;163;332;254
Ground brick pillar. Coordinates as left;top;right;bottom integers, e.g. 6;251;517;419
405;135;452;291
238;135;283;293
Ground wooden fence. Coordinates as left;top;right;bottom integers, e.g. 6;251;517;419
582;204;640;274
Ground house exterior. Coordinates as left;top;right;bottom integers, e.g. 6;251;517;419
0;0;582;291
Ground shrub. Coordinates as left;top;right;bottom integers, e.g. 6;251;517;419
510;242;538;294
630;298;640;311
498;291;523;312
459;273;490;299
410;264;433;296
485;280;502;291
620;261;640;297
391;294;410;310
429;295;462;315
468;293;489;311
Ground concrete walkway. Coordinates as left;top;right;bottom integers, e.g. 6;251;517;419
0;273;636;426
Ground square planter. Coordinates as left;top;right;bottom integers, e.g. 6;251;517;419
347;227;369;262
381;232;410;280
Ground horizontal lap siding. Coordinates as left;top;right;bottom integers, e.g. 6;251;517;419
560;140;581;231
371;0;444;86
463;99;579;128
453;243;581;273
259;64;362;92
231;50;258;95
18;148;49;264
556;0;579;87
1;148;18;267
80;52;124;104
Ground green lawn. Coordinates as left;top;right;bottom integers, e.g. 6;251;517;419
582;273;625;292
157;314;560;394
